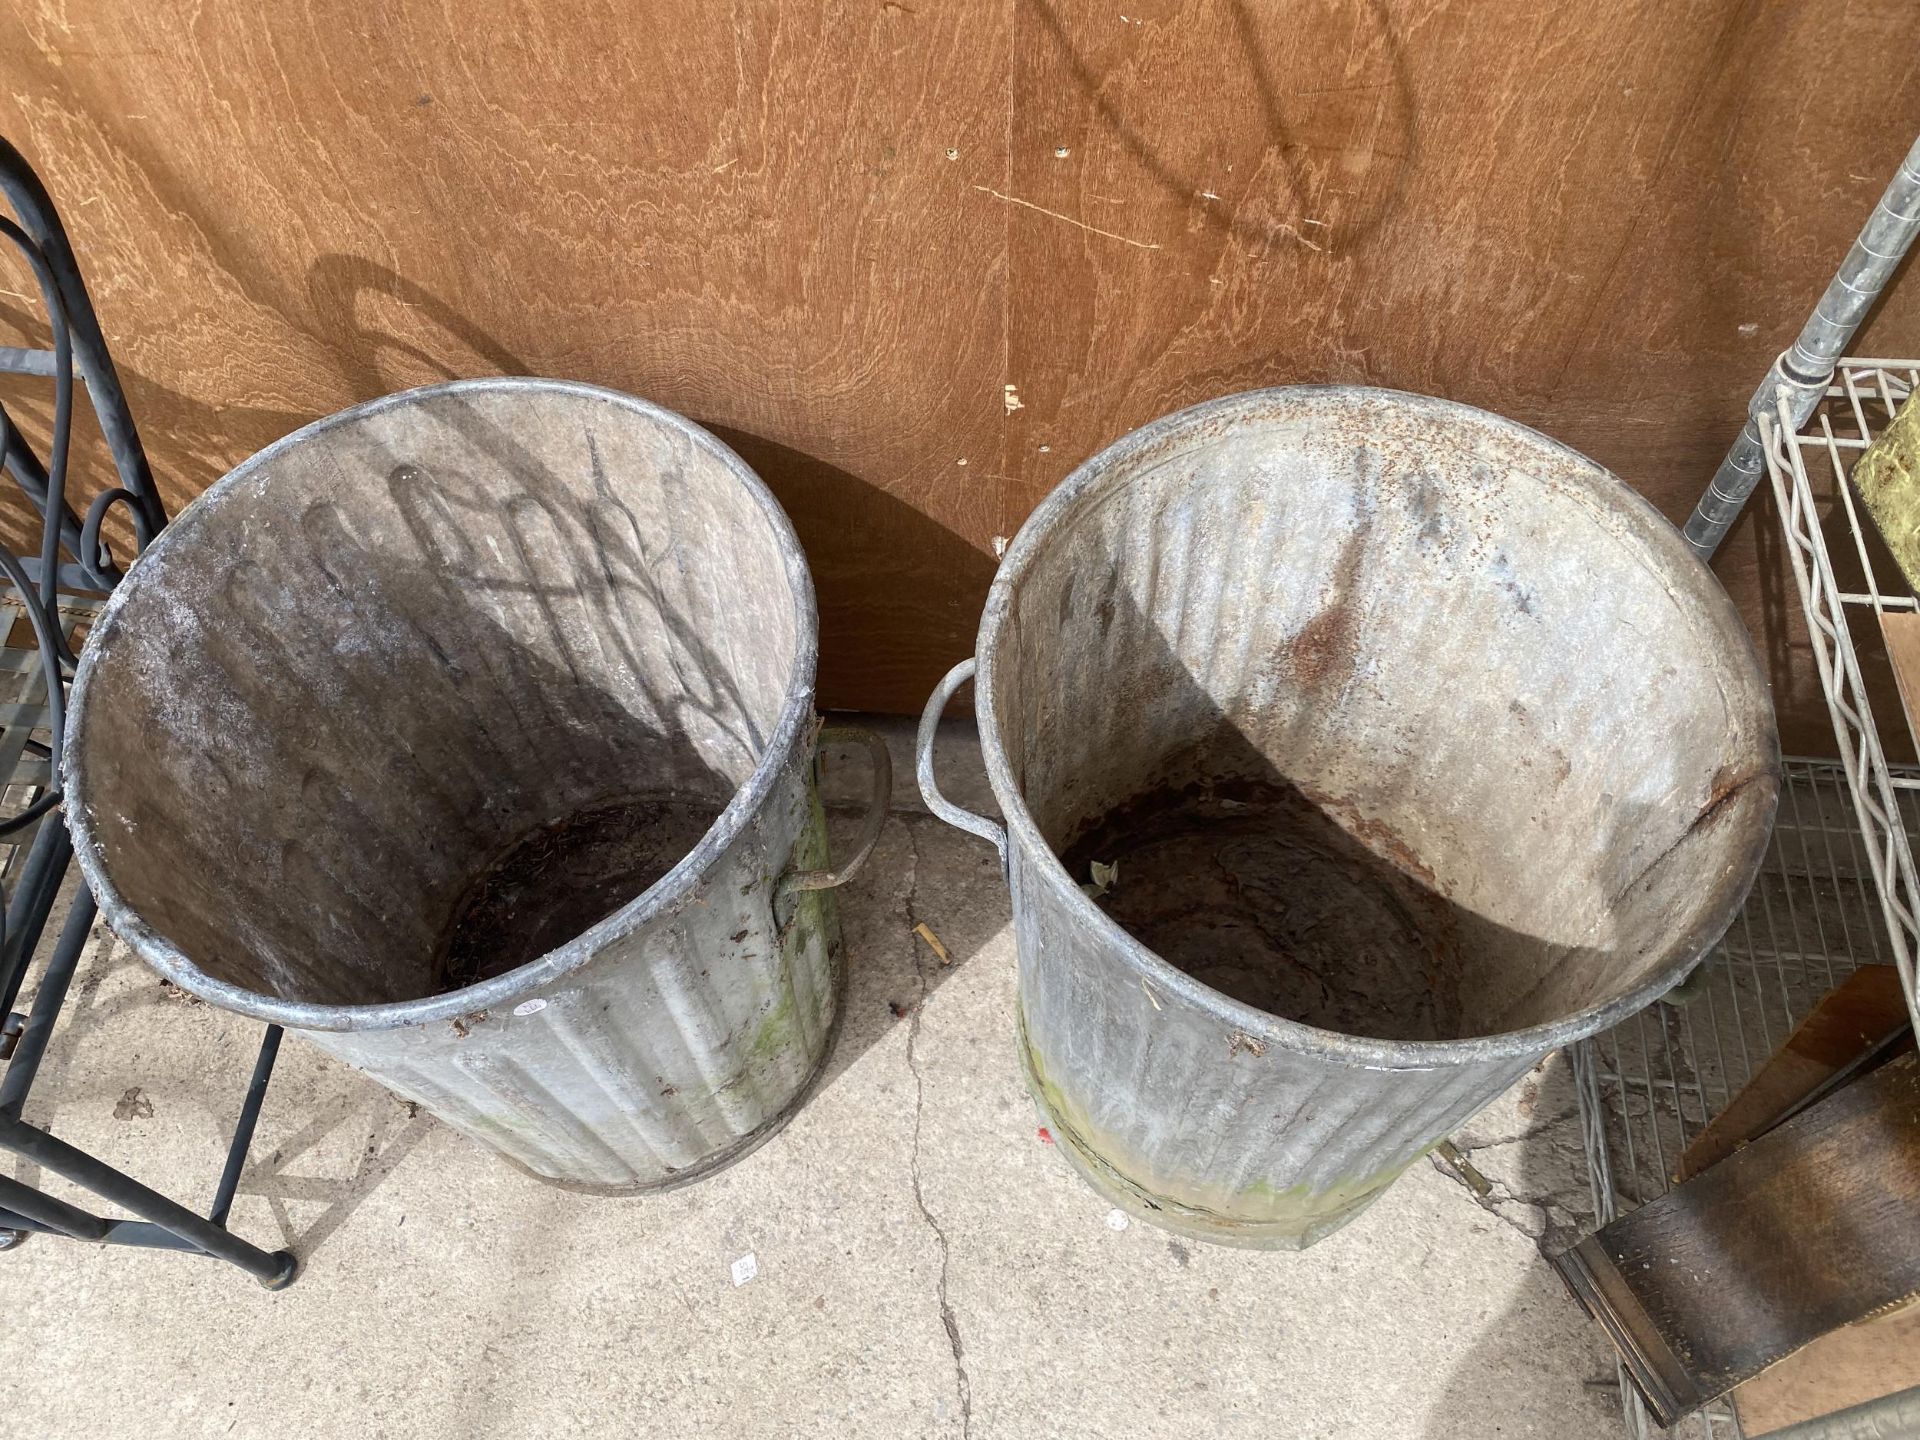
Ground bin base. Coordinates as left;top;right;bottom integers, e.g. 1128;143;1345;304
1018;1039;1415;1251
477;961;850;1198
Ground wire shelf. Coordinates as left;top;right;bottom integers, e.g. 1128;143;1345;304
1574;358;1920;1439
1761;359;1920;1041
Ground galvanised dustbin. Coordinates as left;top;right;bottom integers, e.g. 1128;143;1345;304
66;378;888;1191
918;386;1776;1248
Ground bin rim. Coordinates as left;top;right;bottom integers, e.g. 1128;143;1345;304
63;377;822;1034
973;384;1780;1072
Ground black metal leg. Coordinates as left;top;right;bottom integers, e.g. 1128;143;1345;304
0;887;301;1280
0;1209;277;1255
210;1026;282;1228
0;820;71;1018
0;1114;296;1287
0;1172;106;1239
0;887;94;1118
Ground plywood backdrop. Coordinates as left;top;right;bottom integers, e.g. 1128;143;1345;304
1;0;1916;752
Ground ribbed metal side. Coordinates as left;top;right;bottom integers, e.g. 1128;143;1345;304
68;379;843;1192
1013;855;1533;1247
949;387;1777;1249
317;758;840;1191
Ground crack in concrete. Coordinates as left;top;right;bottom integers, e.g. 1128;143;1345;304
1429;1149;1552;1247
900;820;973;1438
1430;1139;1587;1253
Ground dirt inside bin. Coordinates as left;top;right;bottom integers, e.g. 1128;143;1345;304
434;794;726;993
1059;779;1468;1042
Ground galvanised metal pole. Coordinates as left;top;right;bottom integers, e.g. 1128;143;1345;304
1684;134;1920;561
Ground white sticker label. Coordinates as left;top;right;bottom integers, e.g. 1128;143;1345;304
512;998;548;1017
730;1252;758;1287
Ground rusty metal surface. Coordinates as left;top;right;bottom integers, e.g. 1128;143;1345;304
63;378;875;1191
922;385;1779;1248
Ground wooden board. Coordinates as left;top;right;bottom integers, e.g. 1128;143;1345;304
1734;1301;1920;1437
1554;1053;1920;1427
1678;964;1910;1180
3;1;1919;735
1882;609;1920;745
1671;963;1920;1436
0;0;1012;708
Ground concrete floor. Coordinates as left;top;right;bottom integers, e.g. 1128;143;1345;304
0;742;1623;1439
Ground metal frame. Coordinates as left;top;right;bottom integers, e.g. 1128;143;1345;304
1573;759;1917;1440
1575;133;1920;1439
1762;361;1920;1037
1683;135;1920;558
0;135;295;1286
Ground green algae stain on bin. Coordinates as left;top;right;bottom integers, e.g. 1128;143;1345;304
753;784;842;1070
747;982;800;1068
712;784;845;1116
1017;1005;1426;1249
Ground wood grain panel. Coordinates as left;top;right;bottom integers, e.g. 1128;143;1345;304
2;0;1917;743
0;0;1010;707
1006;0;1920;753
